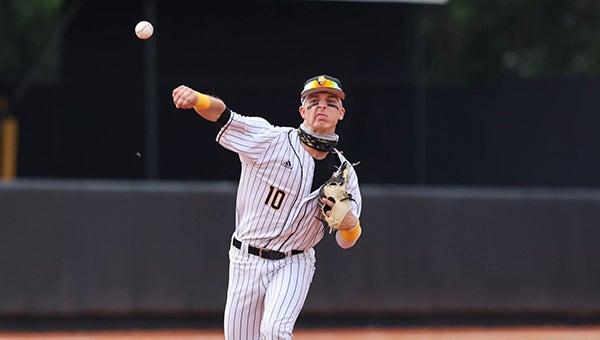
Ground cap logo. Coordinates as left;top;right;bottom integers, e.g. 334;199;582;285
301;74;346;100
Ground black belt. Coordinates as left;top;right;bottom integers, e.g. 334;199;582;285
233;237;303;260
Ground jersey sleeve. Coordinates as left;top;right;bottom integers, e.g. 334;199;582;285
215;110;278;164
347;164;362;219
336;153;362;219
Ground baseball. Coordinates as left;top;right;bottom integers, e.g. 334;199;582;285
135;20;153;40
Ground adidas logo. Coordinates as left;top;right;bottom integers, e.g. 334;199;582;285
281;160;293;169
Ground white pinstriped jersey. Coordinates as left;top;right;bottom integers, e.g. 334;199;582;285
216;110;362;253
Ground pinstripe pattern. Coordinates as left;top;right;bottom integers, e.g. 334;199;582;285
217;110;361;339
224;246;316;340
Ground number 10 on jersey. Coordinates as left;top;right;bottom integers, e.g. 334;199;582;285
265;185;285;210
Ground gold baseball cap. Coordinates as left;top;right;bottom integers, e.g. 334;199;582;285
300;75;345;100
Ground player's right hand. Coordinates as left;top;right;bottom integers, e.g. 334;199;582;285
172;85;198;109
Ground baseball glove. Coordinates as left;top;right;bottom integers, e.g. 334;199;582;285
318;161;354;232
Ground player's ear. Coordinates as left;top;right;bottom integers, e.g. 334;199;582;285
299;105;306;119
338;107;346;121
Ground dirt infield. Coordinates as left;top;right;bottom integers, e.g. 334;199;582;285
2;326;600;339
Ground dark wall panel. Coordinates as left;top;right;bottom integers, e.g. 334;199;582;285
1;181;600;317
0;181;234;315
311;187;600;314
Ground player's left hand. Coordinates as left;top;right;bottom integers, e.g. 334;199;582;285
320;197;358;231
318;161;357;232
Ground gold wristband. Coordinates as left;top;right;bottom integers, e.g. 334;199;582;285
340;222;361;242
193;91;211;111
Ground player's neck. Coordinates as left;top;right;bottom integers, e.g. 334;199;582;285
301;143;329;160
297;123;338;154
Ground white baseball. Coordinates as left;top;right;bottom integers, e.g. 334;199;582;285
135;20;154;40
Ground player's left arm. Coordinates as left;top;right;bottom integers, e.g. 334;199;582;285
335;209;359;231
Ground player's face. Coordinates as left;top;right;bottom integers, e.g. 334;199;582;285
299;92;345;135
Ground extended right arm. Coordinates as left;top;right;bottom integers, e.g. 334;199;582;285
172;84;227;122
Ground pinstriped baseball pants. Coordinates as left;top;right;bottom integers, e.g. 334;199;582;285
224;243;316;340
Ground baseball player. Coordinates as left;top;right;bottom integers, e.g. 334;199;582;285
172;75;363;339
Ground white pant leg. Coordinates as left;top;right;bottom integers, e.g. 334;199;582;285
224;245;266;340
261;249;316;340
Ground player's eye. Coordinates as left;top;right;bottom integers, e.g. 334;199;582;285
306;102;318;110
327;102;339;109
